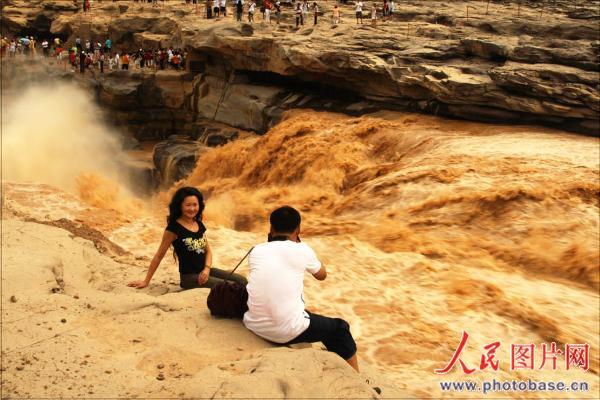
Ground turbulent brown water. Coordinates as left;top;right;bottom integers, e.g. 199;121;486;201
2;81;599;396
1;83;146;216
183;109;600;390
189;110;599;289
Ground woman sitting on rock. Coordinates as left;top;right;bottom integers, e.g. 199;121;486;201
128;187;247;290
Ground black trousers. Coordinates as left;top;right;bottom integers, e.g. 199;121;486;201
285;311;357;360
180;267;247;289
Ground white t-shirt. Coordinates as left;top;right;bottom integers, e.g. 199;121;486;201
243;241;322;343
356;1;363;12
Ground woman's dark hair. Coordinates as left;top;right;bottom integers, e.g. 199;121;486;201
167;187;205;224
270;206;301;233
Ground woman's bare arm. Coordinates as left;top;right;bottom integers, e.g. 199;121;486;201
128;230;176;289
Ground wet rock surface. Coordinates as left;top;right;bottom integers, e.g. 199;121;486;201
152;135;208;187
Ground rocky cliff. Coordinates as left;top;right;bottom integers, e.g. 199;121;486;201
3;0;598;134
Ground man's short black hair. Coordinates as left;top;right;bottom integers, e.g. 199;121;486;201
270;206;301;233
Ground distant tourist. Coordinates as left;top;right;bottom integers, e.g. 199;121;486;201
302;0;309;26
274;0;281;24
213;0;220;17
172;51;180;70
371;4;377;26
9;39;16;58
383;0;390;20
29;37;36;56
295;2;303;27
42;39;49;57
55;44;63;60
333;5;340;25
264;0;272;23
85;52;93;69
220;0;227;17
122;52;130;70
79;51;86;74
206;0;213;18
134;52;141;69
99;51;105;73
145;49;153;68
236;0;244;21
248;1;256;23
355;0;363;24
104;37;112;54
159;48;166;69
313;2;319;25
69;49;77;66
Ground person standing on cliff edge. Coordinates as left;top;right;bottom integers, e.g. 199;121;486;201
206;0;213;19
122;52;130;70
79;51;86;74
302;0;310;26
332;4;341;25
213;0;220;18
248;1;256;23
99;51;105;73
236;0;244;22
264;0;272;24
355;0;363;24
295;2;303;27
243;206;359;372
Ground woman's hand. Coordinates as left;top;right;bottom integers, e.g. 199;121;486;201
128;280;149;289
198;268;210;285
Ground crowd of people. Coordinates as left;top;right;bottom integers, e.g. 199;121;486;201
1;35;189;75
1;0;399;72
202;0;397;26
122;0;398;26
77;0;399;25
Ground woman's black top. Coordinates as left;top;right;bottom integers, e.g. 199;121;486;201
166;220;207;275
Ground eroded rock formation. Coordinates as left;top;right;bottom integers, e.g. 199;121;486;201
4;0;598;134
2;0;599;186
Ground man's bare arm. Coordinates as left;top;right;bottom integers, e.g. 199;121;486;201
312;265;327;281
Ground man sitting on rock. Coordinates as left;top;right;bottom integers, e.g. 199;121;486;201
243;206;359;372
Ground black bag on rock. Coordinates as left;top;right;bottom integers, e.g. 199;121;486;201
207;248;252;319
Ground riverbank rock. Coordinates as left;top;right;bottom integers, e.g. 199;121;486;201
153;135;207;187
5;0;600;134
